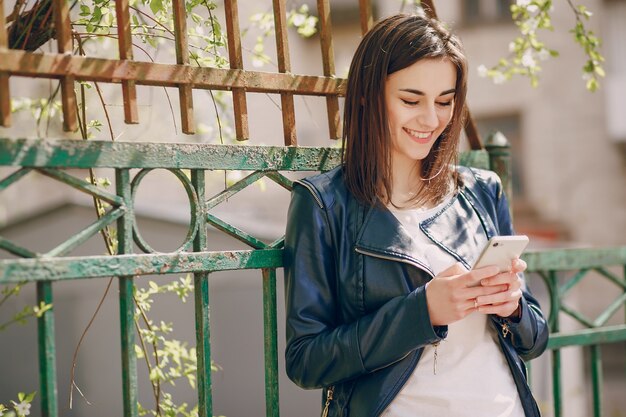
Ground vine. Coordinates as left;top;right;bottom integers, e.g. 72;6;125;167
478;0;605;91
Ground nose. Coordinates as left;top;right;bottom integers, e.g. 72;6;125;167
417;104;439;131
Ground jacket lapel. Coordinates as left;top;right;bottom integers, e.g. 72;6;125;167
355;203;434;275
420;191;491;269
355;190;492;273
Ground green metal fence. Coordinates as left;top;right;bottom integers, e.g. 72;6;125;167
1;137;625;417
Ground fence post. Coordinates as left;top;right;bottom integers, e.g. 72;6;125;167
485;131;513;219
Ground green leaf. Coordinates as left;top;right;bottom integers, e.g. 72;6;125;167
150;0;164;15
594;66;605;77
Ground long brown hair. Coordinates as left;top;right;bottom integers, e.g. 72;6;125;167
341;13;468;207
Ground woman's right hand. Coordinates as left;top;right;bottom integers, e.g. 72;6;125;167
425;262;505;326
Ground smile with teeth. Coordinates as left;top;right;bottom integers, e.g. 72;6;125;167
403;127;432;140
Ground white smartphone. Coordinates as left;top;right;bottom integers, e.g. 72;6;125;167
472;235;529;271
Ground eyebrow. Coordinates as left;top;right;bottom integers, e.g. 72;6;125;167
399;88;456;96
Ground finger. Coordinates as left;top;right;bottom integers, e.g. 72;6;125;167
480;271;520;287
464;284;509;299
476;289;522;306
465;265;500;287
477;300;520;316
438;262;467;278
511;258;527;273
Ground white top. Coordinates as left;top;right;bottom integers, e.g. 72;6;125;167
382;199;524;417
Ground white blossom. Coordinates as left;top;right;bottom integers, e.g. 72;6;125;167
292;13;306;27
509;42;517;53
517;0;531;7
521;50;536;68
252;57;265;68
493;73;507;85
538;48;550;61
14;402;31;416
527;5;539;14
582;72;593;81
477;65;489;78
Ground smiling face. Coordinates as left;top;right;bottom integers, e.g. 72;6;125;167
384;58;457;172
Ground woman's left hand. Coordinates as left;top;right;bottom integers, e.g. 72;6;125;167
474;258;526;318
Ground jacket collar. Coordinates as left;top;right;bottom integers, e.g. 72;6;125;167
354;189;492;272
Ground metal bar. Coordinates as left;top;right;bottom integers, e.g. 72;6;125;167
421;0;437;18
37;281;58;417
265;171;293;190
52;0;78;132
0;49;346;95
549;270;562;417
558;268;589;297
464;112;483;150
552;348;562;417
358;0;373;35
268;237;284;249
0;249;284;282
0;0;11;127
0;139;343;171
484;132;512;213
593;292;626;327
272;0;297;145
206;213;267;249
44;207;125;257
114;0;138;124
0;168;32;190
458;149;490;170
317;0;341;140
594;266;626;290
523;247;626;271
262;268;280;417
590;345;603;417
37;168;125;206
192;169;213;417
172;0;194;134
205;170;267;210
560;304;594;328
224;0;249;141
546;324;626;349
0;237;39;258
116;168;138;417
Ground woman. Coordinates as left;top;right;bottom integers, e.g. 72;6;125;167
284;12;548;417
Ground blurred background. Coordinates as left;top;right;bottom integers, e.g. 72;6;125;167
1;0;625;416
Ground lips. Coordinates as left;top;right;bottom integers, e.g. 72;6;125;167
403;127;432;144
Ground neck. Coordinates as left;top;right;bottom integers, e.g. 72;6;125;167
390;157;424;208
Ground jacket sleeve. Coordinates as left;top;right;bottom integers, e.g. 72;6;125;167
284;184;446;389
489;175;549;361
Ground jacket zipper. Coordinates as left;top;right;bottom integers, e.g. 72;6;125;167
321;386;334;417
501;322;510;338
354;247;434;277
353;246;440;414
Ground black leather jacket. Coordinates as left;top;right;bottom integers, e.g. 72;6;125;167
284;165;549;417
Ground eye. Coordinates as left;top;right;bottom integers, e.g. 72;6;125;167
437;101;453;107
401;99;418;106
